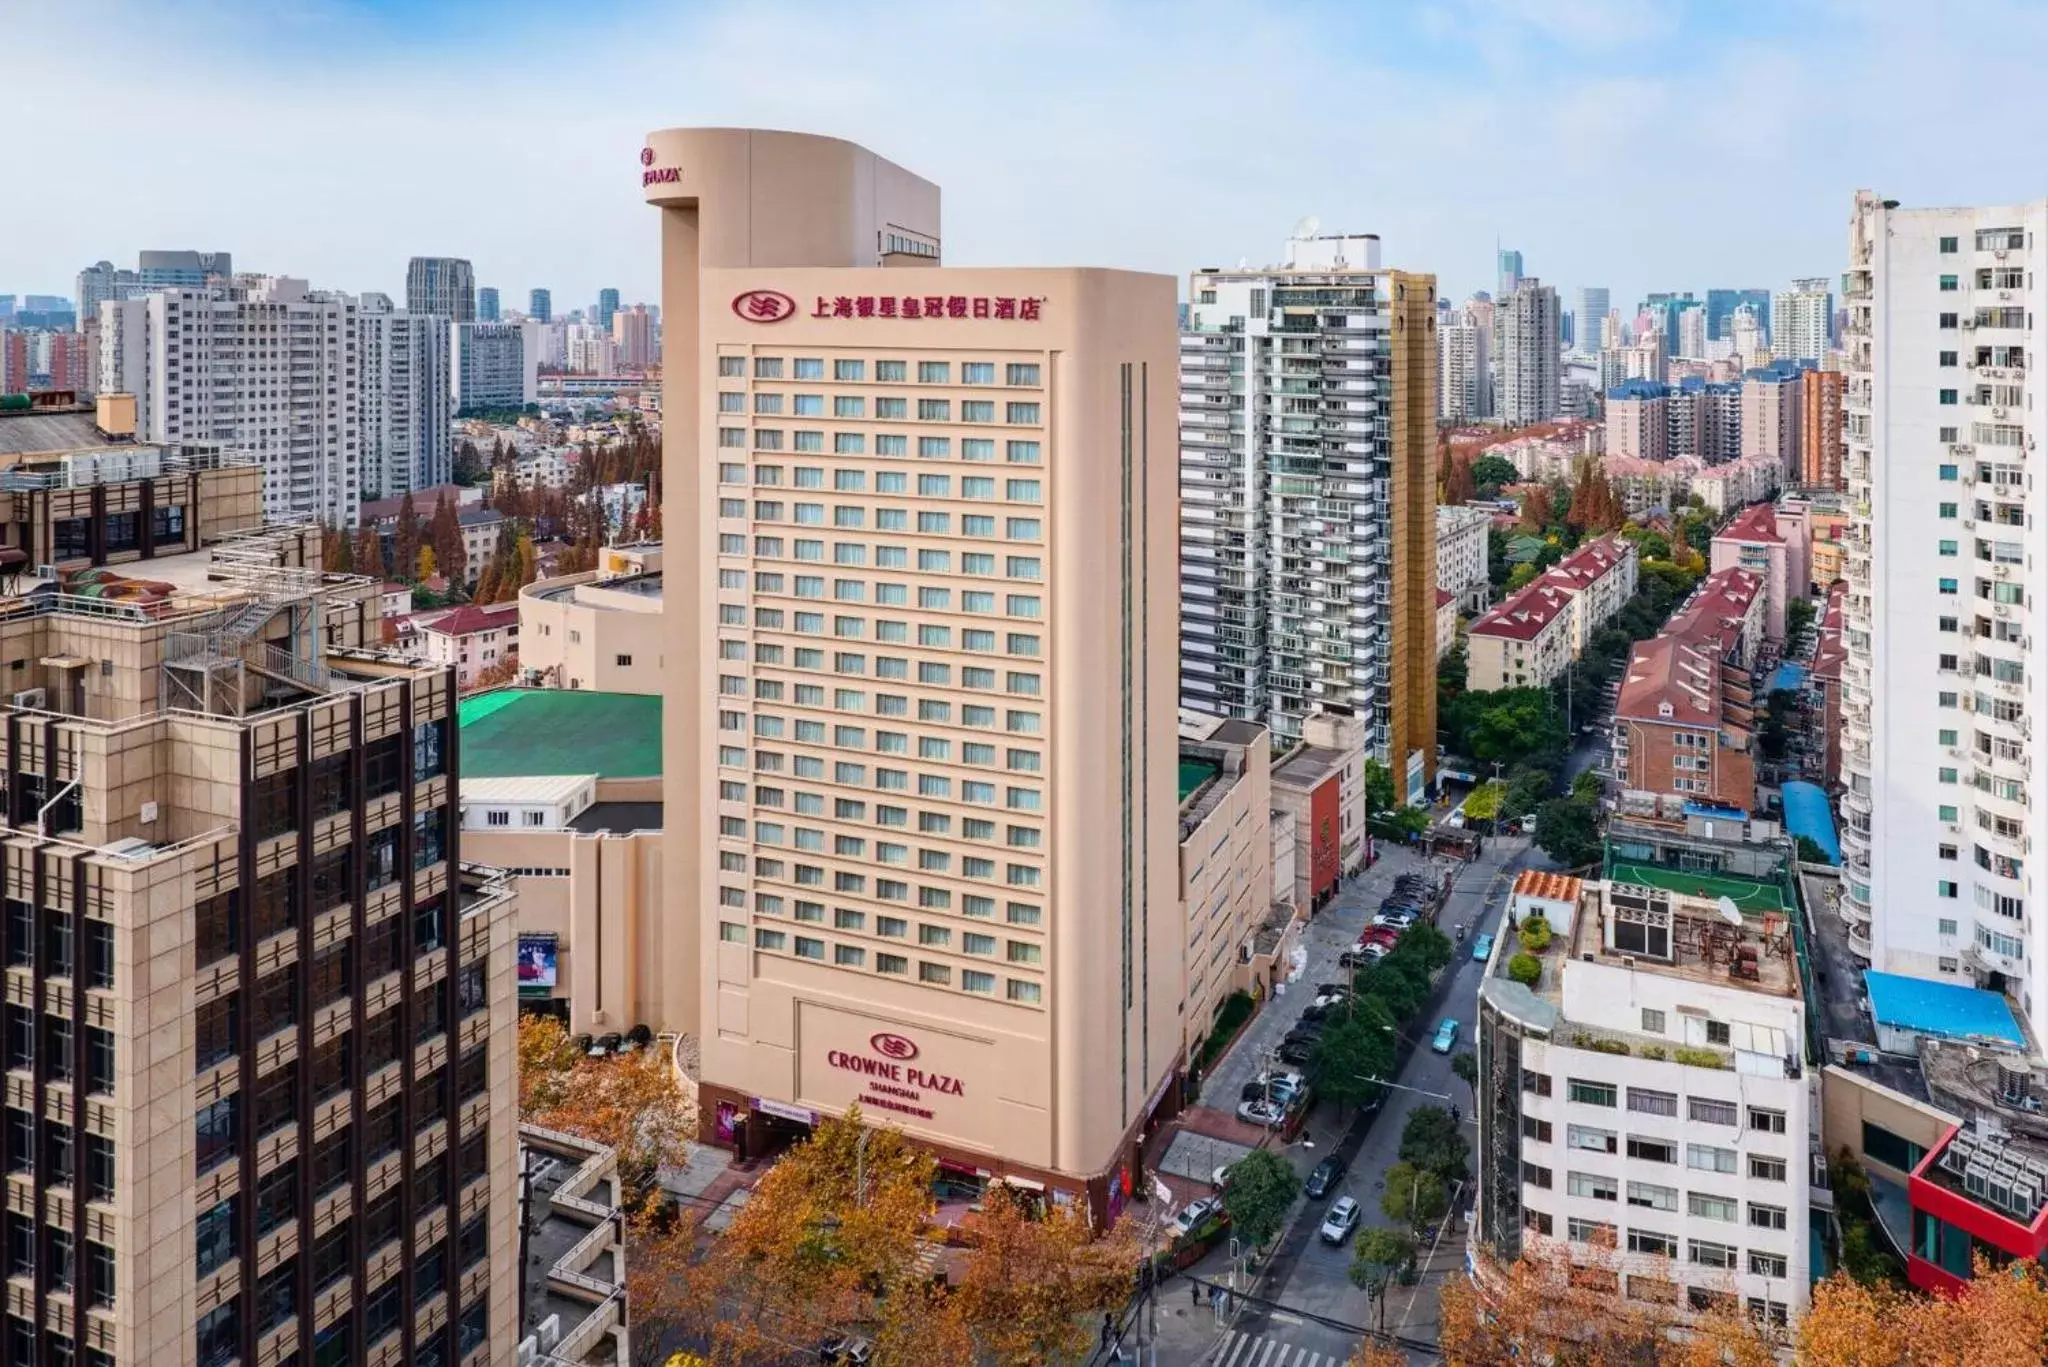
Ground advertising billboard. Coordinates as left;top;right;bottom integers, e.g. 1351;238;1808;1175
517;933;558;992
1309;774;1342;900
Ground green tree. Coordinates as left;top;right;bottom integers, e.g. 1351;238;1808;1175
1399;1106;1471;1181
1796;835;1832;865
1310;1008;1398;1109
1363;759;1398;819
1451;1050;1479;1112
1357;955;1429;1023
1533;796;1602;867
1470;454;1519;493
1350;1226;1416;1333
1502;768;1553;819
1570;769;1603;804
1486;528;1512;590
1221;1148;1300;1251
1394;922;1453;975
1380;1162;1448;1235
1504;562;1540;592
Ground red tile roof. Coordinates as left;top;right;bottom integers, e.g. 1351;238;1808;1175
415;602;519;638
1436;588;1456;608
1467;580;1574;641
1615;634;1721;725
1811;580;1847;683
1714;502;1783;546
1665;567;1762;656
1514;870;1583;903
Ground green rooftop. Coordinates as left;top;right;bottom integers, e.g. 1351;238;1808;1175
1179;757;1221;804
1605;859;1791;915
458;689;662;779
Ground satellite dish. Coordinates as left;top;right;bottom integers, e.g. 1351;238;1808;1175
1717;895;1743;926
1291;214;1320;240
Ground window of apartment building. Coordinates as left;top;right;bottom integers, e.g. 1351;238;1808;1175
415;717;448;780
364;734;404;799
44;909;72;980
86;918;112;989
195;1196;237;1277
52;518;87;561
1748;1202;1788;1231
363;1100;402;1167
86;1026;113;1096
1747;1106;1787;1134
1567;1078;1616;1107
1687;1191;1738;1222
1521;1116;1552;1143
195;890;238;968
195;993;236;1073
1688;1096;1738;1126
253;966;297;1040
1522;1162;1553;1189
1567;1125;1616;1154
251;767;299;842
256;1159;297;1235
259;1260;299;1336
1521;1070;1551;1097
253;1060;298;1139
1626;1136;1677;1164
197;1095;237;1175
1566;1171;1617;1202
252;869;297;942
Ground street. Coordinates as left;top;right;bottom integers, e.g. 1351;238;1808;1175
1149;833;1548;1365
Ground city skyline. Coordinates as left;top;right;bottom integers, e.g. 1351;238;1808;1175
5;0;2035;312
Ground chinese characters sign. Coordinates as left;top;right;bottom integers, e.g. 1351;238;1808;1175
812;294;1043;321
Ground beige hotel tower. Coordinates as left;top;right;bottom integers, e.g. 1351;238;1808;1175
645;128;1180;1215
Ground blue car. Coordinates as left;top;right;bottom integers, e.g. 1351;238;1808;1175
1471;932;1495;963
1432;1018;1460;1053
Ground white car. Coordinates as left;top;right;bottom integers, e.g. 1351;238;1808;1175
1319;1196;1362;1244
1236;1099;1286;1128
1169;1195;1222;1237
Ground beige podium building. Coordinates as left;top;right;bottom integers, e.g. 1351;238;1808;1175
646;127;1179;1216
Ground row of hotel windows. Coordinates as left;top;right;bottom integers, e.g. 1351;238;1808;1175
728;735;1038;773
1521;1165;1791;1232
719;849;1040;923
730;660;1041;695
720;433;1043;462
733;477;1044;507
724;582;1044;628
723;921;1042;1002
727;809;1039;856
727;703;1039;737
727;766;1039;812
721;357;1041;386
724;393;1043;425
727;554;1042;583
730;896;1042;959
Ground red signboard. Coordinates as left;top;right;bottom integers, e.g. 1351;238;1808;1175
824;1031;964;1124
731;290;798;323
1309;775;1341;899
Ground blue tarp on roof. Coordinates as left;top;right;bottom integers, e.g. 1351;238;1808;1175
1781;780;1840;864
1864;969;2025;1047
1768;660;1809;694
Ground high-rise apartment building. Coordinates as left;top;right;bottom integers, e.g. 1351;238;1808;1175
1705;288;1773;343
75;262;141;323
1574;287;1609;355
595;289;620;333
1497;248;1524;301
1439;304;1492;422
1605;380;1669;462
1180;231;1439;802
527;289;552;324
358;292;454;499
0;447;521;1366
1677;305;1708;360
452;323;537;414
611;303;654;370
99;277;362;525
1495;279;1561;424
476;287;499;322
648;126;1182;1217
1740;361;1805;482
137;250;232;291
1730;303;1768;364
1842;192;2047;1030
1771;278;1833;363
406;258;476;324
1800;369;1845;491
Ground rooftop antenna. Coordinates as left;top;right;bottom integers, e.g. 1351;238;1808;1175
1291;215;1320;240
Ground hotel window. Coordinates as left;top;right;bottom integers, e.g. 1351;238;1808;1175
755;929;787;951
834;396;865;418
963;477;996;499
962;401;995;423
754;393;784;415
794;394;824;416
1006;557;1041;579
754;358;783;379
1006;402;1041;424
835;359;865;381
1007;980;1041;1003
877;954;908;975
918;361;951;384
877;397;908;419
918;474;952;497
719;923;745;943
963;971;995;994
1006;440;1041;463
1007;594;1040;617
876;360;907;382
962;438;995;461
1007;902;1041;925
794;358;824;379
918;399;952;421
1006;518;1041;539
1006;479;1041;501
1688;1192;1738;1222
1006;363;1041;386
719;428;745;448
795;430;824;452
962;363;995;385
794;937;825;960
719;356;746;377
919;962;952;985
834;945;865;967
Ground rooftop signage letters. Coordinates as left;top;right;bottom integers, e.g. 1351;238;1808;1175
826;1029;964;1123
812;293;1042;321
640;150;681;185
732;290;798;323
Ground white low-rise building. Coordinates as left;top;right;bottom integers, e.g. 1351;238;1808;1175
1437;504;1494;614
1477;821;1812;1330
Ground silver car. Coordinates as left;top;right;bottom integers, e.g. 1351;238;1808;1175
1319;1196;1361;1244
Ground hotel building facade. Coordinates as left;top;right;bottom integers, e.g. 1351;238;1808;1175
646;128;1181;1217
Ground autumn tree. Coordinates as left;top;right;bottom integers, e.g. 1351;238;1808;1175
516;1014;691;1184
429;495;466;587
393;491;421;580
353;524;387;579
950;1183;1139;1365
1349;1225;1414;1333
1520;485;1554;534
1344;1343;1407;1367
467;656;519;694
686;1108;950;1364
1799;1253;2048;1366
1440;1243;1779;1367
1441;450;1477;506
321;524;352;573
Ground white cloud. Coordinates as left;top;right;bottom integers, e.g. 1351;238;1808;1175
0;0;2038;317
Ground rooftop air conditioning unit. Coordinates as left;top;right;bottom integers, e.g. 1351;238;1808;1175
10;689;44;710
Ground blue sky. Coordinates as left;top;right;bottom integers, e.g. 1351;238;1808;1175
5;1;2037;316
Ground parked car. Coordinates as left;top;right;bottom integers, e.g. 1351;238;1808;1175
1213;1162;1236;1189
1432;1018;1461;1054
1304;1153;1349;1199
1361;942;1390;963
1319;1196;1362;1244
1317;983;1354;999
1237;1098;1286;1127
1168;1195;1223;1237
1371;910;1417;930
1241;1072;1304;1106
1276;1038;1316;1066
1337;947;1373;970
1300;1002;1332;1025
817;1335;873;1365
1471;932;1496;962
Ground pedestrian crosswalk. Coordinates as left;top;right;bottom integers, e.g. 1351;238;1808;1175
1212;1329;1344;1367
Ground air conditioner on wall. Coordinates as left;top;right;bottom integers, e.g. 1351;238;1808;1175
10;690;43;710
